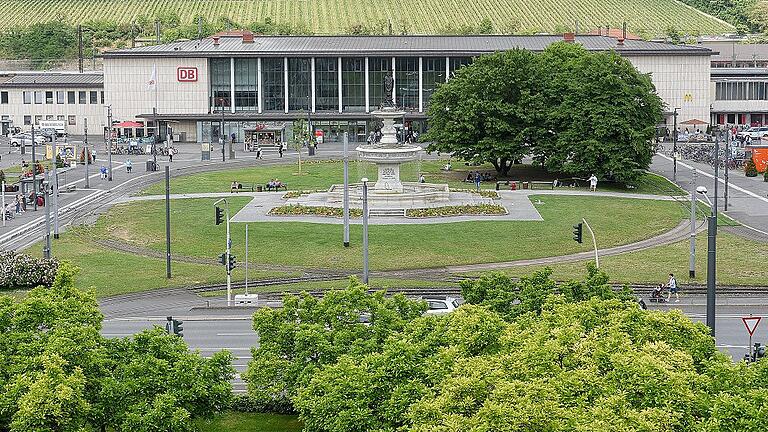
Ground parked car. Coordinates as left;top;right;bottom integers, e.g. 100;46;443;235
10;133;46;147
739;126;768;141
422;296;461;315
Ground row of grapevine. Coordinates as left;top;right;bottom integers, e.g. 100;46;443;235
0;0;734;35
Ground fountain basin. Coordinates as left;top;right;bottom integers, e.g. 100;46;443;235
355;145;423;193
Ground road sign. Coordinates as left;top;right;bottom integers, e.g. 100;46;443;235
742;316;762;337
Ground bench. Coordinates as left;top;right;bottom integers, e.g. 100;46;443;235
529;181;555;190
265;183;287;192
230;183;254;193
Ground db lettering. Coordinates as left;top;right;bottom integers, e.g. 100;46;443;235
177;67;198;82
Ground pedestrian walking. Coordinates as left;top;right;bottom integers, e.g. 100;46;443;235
667;273;680;302
100;165;107;179
169;151;173;163
14;194;20;213
92;149;96;162
588;174;598;192
474;171;482;191
256;145;262;159
278;144;283;158
126;158;132;174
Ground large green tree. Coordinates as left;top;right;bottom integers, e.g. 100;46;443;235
425;49;546;176
535;42;663;184
0;263;234;432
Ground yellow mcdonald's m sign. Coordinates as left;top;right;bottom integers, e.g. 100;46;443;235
683;93;694;102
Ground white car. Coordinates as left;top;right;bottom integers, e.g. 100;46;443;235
10;133;46;147
740;126;768;140
423;297;461;315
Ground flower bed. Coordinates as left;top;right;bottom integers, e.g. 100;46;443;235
406;204;507;218
0;251;59;290
269;204;362;218
282;190;325;199
450;188;500;199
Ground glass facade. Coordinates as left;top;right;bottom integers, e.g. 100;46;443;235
368;57;391;109
315;58;338;111
288;58;311;111
262;58;284;111
396;57;419;110
210;58;231;111
715;81;768;100
422;57;446;109
234;59;258;111
207;56;475;116
342;58;365;112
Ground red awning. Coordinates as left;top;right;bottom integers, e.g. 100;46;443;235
114;121;144;128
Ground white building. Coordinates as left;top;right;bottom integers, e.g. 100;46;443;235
100;33;714;144
0;72;105;135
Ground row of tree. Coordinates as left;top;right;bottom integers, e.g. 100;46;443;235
425;43;665;184
245;265;768;431
0;264;234;432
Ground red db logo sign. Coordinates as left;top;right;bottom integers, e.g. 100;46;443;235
177;67;198;82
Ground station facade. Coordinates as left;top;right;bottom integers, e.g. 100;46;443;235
101;33;714;145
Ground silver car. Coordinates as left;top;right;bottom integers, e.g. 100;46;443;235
10;133;46;147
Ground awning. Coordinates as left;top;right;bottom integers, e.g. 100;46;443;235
113;121;144;128
680;118;708;125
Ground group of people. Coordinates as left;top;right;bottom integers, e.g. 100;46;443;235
10;191;44;214
267;178;284;190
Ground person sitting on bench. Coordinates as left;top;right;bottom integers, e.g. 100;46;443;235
230;181;241;193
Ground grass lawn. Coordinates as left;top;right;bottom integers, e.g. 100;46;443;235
22;226;297;297
97;194;688;271
478;232;768;287
141;160;683;196
195;412;302;432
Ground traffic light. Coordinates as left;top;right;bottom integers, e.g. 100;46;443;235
215;206;224;225
227;254;237;272
218;253;226;265
572;222;583;244
172;318;184;337
753;343;766;362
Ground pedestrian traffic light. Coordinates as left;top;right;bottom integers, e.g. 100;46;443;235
227;254;236;272
572;222;583;244
172;318;184;337
215;206;224;225
218;253;226;265
753;343;766;362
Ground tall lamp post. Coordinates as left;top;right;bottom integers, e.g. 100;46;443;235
696;185;717;337
361;177;369;284
672;107;679;182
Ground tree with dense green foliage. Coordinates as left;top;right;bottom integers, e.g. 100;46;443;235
426;43;663;183
243;280;427;413
0;22;76;69
272;267;768;432
425;49;546;176
0;263;234;432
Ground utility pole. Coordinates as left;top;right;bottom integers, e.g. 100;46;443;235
84;118;89;188
31;127;37;211
245;224;249;294
165;166;171;279
43;172;51;259
220;99;226;162
724;131;729;211
107;105;113;181
78;25;83;73
214;198;232;305
198;16;203;39
582;218;599;268
672;108;679;182
343;132;350;247
152;107;158;170
689;169;697;279
361;178;369;284
155;20;161;44
1;181;5;227
52;135;59;239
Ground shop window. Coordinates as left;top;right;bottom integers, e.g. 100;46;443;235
34;115;42;125
24;115;31;125
68;115;76;126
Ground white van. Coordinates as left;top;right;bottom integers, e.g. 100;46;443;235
38;120;67;137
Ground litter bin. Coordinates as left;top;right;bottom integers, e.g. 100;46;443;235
522;181;529;189
256;185;263;192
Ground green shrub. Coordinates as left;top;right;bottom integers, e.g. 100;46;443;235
0;251;59;290
745;158;758;177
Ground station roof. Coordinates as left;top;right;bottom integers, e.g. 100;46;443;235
0;72;103;88
104;34;714;58
711;67;768;79
699;41;768;62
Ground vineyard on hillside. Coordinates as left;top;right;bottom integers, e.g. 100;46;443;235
0;0;734;36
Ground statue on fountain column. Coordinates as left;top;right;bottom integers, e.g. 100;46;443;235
382;72;395;108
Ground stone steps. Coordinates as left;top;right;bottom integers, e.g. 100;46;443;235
368;208;406;217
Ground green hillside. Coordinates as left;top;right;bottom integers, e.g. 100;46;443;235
0;0;734;36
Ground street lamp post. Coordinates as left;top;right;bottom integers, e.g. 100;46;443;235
84;118;90;188
361;177;369;284
343;132;350;247
697;185;717;337
107;105;113;181
724;131;730;211
31;127;37;211
672;107;679;182
689;169;697;279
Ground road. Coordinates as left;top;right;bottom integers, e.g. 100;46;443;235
100;291;768;394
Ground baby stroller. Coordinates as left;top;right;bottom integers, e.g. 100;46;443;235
649;284;668;303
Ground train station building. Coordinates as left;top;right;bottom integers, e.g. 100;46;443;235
100;33;715;145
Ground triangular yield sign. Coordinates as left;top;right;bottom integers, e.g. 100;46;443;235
742;316;762;337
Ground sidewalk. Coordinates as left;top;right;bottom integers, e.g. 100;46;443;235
651;154;768;237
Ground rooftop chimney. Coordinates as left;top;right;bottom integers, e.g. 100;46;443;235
563;32;575;43
242;31;254;43
617;36;625;46
212;36;220;46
